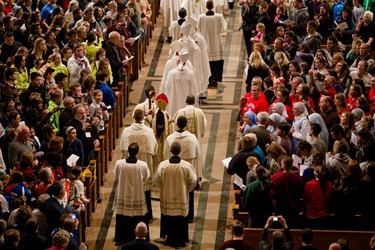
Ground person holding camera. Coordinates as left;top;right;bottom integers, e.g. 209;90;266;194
260;215;294;250
219;221;255;250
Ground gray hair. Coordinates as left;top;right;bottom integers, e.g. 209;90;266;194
63;96;74;106
72;103;85;114
108;31;120;41
257;112;269;124
244;132;257;148
364;11;374;21
252;76;263;87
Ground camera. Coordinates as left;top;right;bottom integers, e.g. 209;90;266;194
120;22;126;27
316;72;325;81
55;106;63;112
72;213;77;222
273;216;278;222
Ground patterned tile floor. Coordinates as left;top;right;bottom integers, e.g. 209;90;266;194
85;4;247;250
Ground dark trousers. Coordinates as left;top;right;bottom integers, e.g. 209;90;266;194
187;190;194;221
161;214;189;247
209;60;224;84
145;190;152;220
243;29;252;59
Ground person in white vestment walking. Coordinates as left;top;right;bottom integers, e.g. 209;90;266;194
163;116;201;222
153;141;196;248
164;49;199;116
113;142;150;245
119;109;158;220
174;95;207;179
198;0;227;87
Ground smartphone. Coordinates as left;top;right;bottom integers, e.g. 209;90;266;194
273;216;278;222
72;213;77;222
81;204;85;209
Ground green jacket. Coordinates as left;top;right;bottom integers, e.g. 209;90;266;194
48;100;63;132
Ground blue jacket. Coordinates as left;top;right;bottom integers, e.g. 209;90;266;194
96;82;116;112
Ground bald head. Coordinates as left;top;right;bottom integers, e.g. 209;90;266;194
329;243;342;250
134;222;148;238
108;31;120;43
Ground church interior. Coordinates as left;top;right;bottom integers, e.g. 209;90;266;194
84;2;245;249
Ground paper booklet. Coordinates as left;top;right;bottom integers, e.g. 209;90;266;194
125;34;141;43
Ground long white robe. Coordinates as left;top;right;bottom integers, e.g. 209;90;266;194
169;20;182;42
174;105;207;142
161;54;196;94
113;159;150;216
189;30;211;92
119;123;158;190
180;37;203;93
163;130;203;179
164;64;199;116
132;98;157;119
160;0;183;28
197;12;227;61
181;0;207;16
153;159;196;216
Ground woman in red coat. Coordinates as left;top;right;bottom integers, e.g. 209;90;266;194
304;165;334;229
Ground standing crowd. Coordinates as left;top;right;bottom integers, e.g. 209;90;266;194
0;0;156;248
231;0;375;236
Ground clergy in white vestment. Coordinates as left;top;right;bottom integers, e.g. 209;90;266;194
164;50;199;116
113;142;150;244
174;95;207;145
174;95;206;180
179;21;204;94
153;141;197;248
188;15;211;94
161;40;191;93
160;0;183;28
168;7;187;43
181;0;207;16
119;109;158;220
132;85;157;119
198;0;227;86
163;116;201;222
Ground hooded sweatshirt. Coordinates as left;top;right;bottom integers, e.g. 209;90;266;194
327;153;351;183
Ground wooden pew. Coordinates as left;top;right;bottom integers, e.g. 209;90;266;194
83;163;96;226
243;228;375;250
116;83;124;128
97;136;105;184
108;113;114;159
104;124;110;172
131;39;140;81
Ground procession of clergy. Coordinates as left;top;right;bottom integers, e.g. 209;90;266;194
113;0;227;248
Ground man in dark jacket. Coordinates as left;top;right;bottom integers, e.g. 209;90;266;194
103;31;129;86
121;222;159;250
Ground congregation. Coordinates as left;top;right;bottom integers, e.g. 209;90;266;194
227;0;375;244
